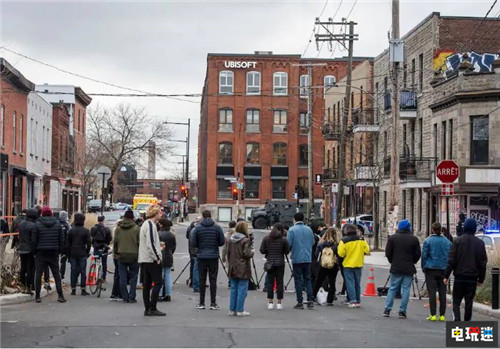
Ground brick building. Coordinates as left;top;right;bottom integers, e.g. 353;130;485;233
323;60;376;225
134;178;198;204
0;58;34;216
373;12;500;239
198;51;367;221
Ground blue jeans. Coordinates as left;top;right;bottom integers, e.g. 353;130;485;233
163;267;172;296
292;263;314;303
192;258;199;292
229;278;249;312
385;274;413;312
118;261;139;302
93;249;108;280
344;267;362;303
70;257;87;289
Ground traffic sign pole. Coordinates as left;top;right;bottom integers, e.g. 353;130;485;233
437;160;459;234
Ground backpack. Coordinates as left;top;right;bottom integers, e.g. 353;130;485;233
93;225;106;243
320;246;335;269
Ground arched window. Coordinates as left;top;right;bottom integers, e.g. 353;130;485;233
219;71;234;94
273;72;288;95
246;71;261;95
246;142;260;164
219;142;233;164
324;75;336;97
273;142;287;166
299;144;308;167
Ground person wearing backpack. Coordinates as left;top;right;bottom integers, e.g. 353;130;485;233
313;227;340;306
90;216;112;282
260;223;290;310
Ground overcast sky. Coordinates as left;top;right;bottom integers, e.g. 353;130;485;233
1;0;497;179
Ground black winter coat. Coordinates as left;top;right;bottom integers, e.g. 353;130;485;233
90;224;112;250
190;218;225;259
34;217;63;253
66;226;91;259
385;230;421;275
60;220;70;254
445;233;488;283
16;209;38;254
260;229;290;266
159;229;176;268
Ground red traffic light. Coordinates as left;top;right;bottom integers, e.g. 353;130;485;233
181;185;186;191
233;188;238;193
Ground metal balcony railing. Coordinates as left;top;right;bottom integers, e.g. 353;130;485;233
323;168;338;181
322;123;341;141
399;156;437;182
383;91;418;112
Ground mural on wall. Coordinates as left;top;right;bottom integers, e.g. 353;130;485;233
433;49;499;78
470;210;499;231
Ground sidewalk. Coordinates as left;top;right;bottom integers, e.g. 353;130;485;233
0;282;55;306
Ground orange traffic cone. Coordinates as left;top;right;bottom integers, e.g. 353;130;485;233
362;268;377;297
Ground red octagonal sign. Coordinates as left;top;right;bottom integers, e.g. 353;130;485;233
436;160;459;183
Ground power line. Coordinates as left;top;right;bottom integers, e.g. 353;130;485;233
345;0;358;19
302;0;330;57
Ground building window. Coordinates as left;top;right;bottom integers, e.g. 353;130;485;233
298;177;309;198
219;142;233;164
273;110;287;133
300;74;309;98
299;144;308;167
299;112;309;134
402;190;407;219
245;179;259;199
0;104;4;146
272;180;286;199
403;64;407;89
12;112;16;152
246;142;260;164
383;131;388;158
419;118;423;157
273;72;288;95
433;123;438;160
219;108;233;132
273;142;287;165
219;71;234;94
411;58;416;90
150;182;163;190
419;53;424;92
19;114;23;153
246;71;261;95
441;121;447;160
449;119;453;159
470;116;489;165
324;75;336;97
218;179;232;199
246;109;260;133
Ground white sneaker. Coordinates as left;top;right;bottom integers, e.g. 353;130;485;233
228;311;236;316
347;303;358;308
237;311;250;317
267;303;274;310
276;303;283;310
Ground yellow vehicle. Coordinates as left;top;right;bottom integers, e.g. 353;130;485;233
133;194;158;212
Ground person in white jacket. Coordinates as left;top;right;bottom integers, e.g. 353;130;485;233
138;205;164;316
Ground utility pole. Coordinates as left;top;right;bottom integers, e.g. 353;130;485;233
316;19;358;227
389;0;400;212
186;118;191;183
236;124;242;221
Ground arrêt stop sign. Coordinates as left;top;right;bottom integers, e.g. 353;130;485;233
436;160;459;183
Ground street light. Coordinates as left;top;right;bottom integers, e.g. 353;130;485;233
164;119;191;185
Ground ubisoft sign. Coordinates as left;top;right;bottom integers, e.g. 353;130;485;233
224;61;258;69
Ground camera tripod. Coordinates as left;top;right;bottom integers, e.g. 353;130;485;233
173;256;229;286
381;274;422;300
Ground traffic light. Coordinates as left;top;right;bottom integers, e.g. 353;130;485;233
180;185;186;197
240;186;245;200
232;187;238;200
107;179;114;194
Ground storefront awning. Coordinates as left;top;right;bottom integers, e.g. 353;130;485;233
8;165;28;176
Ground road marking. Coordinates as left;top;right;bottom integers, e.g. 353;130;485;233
1;320;19;323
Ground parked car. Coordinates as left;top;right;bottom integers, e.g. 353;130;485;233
475;231;500;259
87;199;111;213
113;202;130;210
340;214;374;236
249;201;322;230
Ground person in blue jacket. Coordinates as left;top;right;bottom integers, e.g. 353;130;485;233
421;222;452;322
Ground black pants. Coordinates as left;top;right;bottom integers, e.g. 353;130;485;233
19;253;35;289
189;256;195;286
35;252;63;297
43;266;50;283
313;265;339;304
70;257;87;289
141;262;163;311
339;264;347;294
198;258;218;305
60;255;68;279
311;260;320;289
267;265;285;300
425;269;447;316
111;258;122;298
452;279;477;321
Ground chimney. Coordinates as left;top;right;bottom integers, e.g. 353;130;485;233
147;141;156;179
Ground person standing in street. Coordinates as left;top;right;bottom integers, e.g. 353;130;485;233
110;219;122;300
382;220;421;318
456;213;466;237
58;211;70;283
138;205;165;316
287;212;315;310
66;213;91;296
158;218;176;302
114;209;140;303
313;227;340;306
186;217;202;291
444;218;487;321
190;210;225;310
16;208;39;295
33;206;66;303
227;221;254;316
260;223;290;310
421;222;452;322
221;221;236;288
90;215;112;282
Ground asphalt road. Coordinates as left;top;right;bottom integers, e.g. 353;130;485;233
1;224;497;348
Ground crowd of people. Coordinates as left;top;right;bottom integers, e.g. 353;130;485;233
7;204;488;321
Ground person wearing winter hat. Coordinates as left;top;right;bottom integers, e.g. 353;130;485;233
444;218;487;321
382;219;421;319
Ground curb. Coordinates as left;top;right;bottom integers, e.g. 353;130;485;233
0;282;55;306
445;294;500;319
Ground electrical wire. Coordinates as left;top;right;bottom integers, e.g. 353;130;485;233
302;0;330;57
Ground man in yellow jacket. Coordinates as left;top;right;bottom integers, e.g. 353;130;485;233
337;224;370;308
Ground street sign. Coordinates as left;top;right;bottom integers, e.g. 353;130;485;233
185;182;191;189
315;174;322;185
331;183;339;193
237;182;244;190
441;184;454;196
436;160;459;183
292;192;298;199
